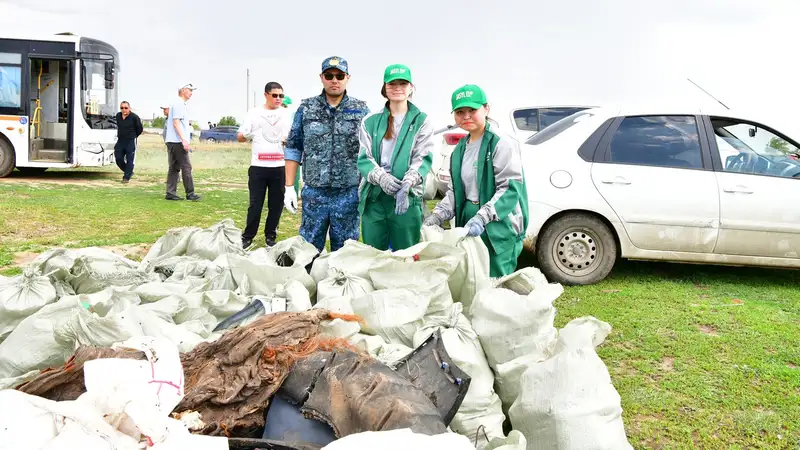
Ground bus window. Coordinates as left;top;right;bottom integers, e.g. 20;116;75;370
0;66;21;109
0;52;22;111
79;37;119;129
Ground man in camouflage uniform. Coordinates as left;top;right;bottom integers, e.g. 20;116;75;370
284;56;370;252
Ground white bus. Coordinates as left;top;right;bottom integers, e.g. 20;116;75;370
0;33;120;177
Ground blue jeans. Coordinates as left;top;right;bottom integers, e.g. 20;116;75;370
114;139;136;180
300;185;360;252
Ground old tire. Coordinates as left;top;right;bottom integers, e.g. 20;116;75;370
537;213;617;285
0;139;15;178
206;138;216;143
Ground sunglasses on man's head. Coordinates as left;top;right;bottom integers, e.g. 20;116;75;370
270;93;285;99
323;73;346;81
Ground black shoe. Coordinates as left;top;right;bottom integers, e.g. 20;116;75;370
186;193;201;201
242;238;253;249
165;193;183;200
266;237;277;247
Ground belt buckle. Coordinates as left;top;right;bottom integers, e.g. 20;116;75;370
471;201;479;205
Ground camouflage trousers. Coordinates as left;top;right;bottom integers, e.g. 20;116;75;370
300;185;360;252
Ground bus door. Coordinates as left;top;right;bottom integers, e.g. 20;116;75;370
27;40;76;164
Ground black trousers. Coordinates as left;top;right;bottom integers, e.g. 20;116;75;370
114;138;136;180
244;166;286;241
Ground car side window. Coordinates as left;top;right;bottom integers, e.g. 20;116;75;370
513;108;540;132
710;117;800;179
608;115;703;169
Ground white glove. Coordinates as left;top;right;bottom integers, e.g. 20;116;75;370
284;186;297;214
369;167;402;196
423;212;444;227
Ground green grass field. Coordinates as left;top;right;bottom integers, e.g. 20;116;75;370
1;134;798;448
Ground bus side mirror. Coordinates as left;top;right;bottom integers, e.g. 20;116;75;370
104;61;115;89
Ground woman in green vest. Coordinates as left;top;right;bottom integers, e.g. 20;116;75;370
357;64;435;251
424;84;529;277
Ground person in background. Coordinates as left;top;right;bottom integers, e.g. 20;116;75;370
425;84;529;277
160;104;169;142
357;64;435;250
283;56;370;253
237;81;291;249
164;82;200;201
114;101;143;183
282;95;302;199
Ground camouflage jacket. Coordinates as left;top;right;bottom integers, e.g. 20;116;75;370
284;91;370;188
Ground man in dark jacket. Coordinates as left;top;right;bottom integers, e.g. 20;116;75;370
114;101;143;183
283;56;370;252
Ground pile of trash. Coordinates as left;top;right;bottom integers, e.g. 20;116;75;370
0;218;633;450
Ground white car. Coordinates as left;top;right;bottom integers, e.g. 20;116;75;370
433;106;594;197
521;106;800;285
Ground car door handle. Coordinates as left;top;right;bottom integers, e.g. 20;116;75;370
722;185;753;194
601;177;631;185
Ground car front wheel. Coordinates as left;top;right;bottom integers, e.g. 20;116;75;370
536;213;617;285
206;138;216;143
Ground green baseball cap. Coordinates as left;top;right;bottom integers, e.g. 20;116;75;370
282;96;292;106
451;84;487;112
384;64;412;84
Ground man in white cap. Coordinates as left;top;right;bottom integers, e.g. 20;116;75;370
164;83;200;201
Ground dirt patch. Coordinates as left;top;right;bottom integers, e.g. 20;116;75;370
5;243;152;271
610;360;637;378
12;251;39;267
102;243;151;261
197;181;247;188
787;362;797;369
0;175;152;189
697;324;719;336
660;357;675;372
634;413;664;423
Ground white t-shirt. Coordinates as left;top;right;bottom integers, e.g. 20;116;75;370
379;113;406;172
462;136;482;202
238;106;290;168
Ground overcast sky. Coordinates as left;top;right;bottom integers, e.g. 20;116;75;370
2;0;798;134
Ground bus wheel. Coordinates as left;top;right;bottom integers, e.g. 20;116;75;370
0;139;15;178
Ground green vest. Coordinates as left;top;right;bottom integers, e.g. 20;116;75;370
357;102;429;215
450;124;530;254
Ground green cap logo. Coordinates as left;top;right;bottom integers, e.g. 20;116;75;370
384;64;412;84
451;84;487;112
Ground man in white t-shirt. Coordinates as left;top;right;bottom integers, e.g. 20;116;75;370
238;81;291;249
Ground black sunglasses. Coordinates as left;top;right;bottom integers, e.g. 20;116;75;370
270;93;285;98
323;73;346;81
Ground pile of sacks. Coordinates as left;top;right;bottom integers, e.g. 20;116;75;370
0;218;633;450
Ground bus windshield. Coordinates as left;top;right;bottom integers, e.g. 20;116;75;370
79;37;119;129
